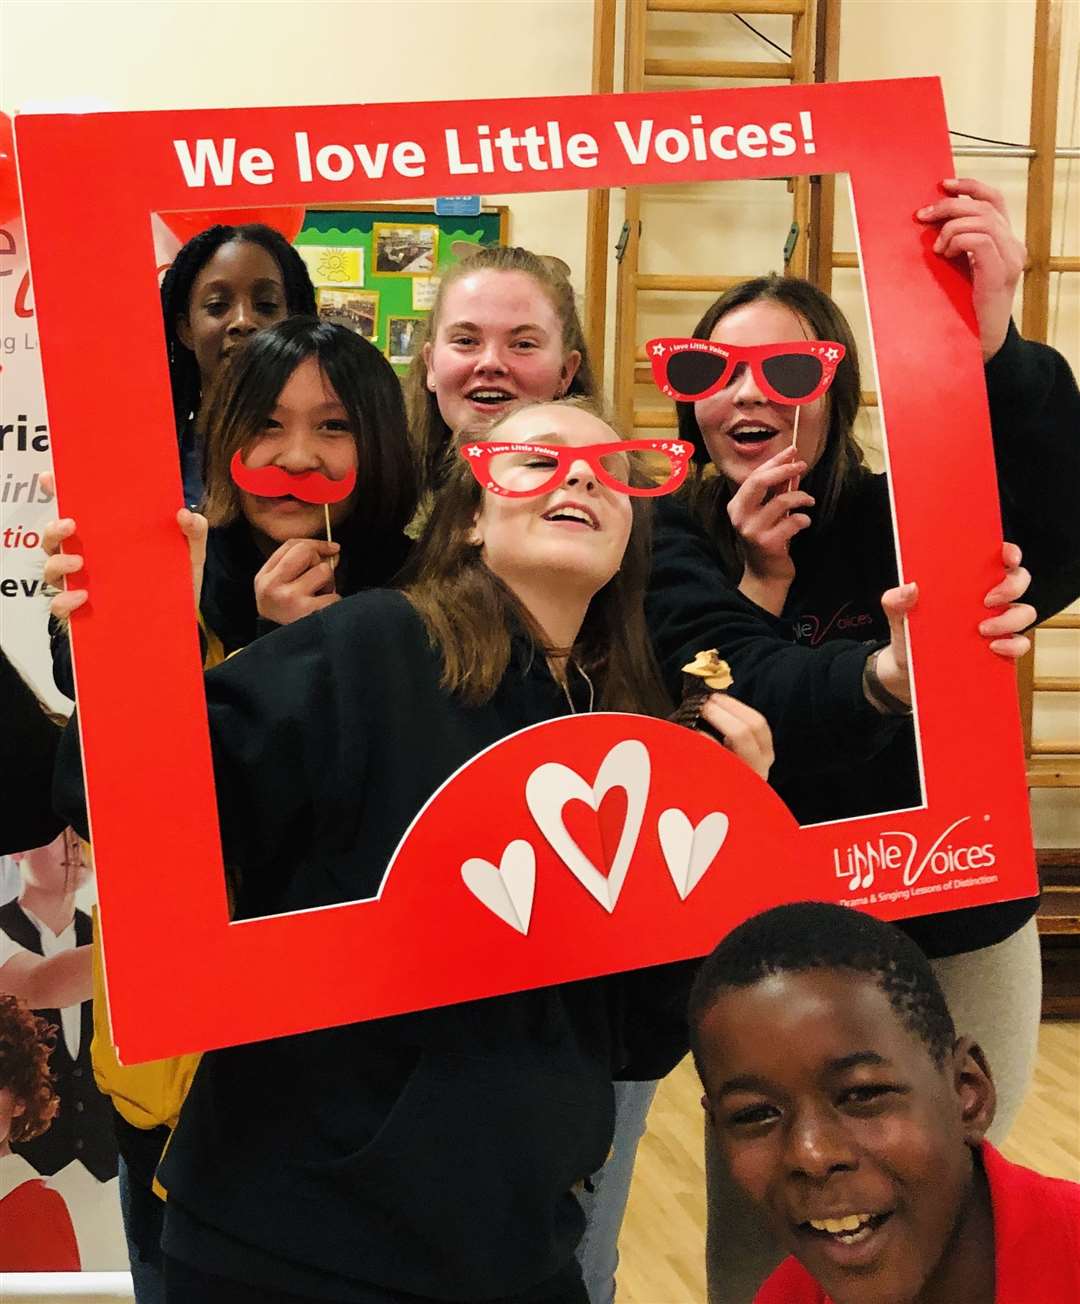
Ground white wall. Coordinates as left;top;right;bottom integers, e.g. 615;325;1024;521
2;0;593;109
0;0;596;287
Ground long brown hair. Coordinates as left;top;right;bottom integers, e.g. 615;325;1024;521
676;275;865;578
200;316;417;542
402;398;671;715
404;245;598;492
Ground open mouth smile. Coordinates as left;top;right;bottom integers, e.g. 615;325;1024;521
794;1210;895;1267
542;501;599;530
728;421;782;447
466;387;517;407
803;1211;890;1241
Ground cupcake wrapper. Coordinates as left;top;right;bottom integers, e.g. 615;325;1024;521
668;679;712;731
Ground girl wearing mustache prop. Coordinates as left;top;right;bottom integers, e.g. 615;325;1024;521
42;316;418;1304
48;316;418;662
194;316;417;657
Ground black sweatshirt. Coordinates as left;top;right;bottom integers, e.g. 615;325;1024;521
49;516;415;698
45;514;415;1248
647;325;1080;958
0;647;64;854
54;591;695;1302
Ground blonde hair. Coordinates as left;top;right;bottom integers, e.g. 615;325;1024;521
402;398;669;716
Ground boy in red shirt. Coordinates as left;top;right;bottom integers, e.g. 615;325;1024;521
689;903;1080;1304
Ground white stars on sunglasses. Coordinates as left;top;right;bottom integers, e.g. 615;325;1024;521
465;445;484;457
651;342;667;356
823;346;841;362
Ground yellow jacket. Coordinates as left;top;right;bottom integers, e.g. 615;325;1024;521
90;915;200;1134
88;616;226;1191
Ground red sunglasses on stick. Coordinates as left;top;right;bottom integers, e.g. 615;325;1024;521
460;439;692;498
646;337;846;405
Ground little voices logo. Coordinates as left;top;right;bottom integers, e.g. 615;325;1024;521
833;814;998;907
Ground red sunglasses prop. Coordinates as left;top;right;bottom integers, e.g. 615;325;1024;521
460;439;692;498
646;337;846;405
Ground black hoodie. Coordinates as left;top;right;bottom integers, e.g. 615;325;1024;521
647;324;1080;958
49;514;414;695
54;591;695;1303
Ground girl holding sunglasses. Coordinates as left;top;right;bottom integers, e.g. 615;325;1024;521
53;398;771;1304
646;179;1080;1303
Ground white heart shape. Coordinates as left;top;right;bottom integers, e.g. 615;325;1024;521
461;840;536;934
525;739;650;913
658;808;729;900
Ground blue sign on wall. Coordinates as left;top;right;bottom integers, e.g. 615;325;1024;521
434;195;483;217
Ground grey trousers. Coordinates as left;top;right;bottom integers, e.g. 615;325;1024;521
703;918;1043;1304
576;1079;660;1304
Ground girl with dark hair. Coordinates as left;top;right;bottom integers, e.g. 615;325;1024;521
671;274;864;613
158;222;317;506
54;398;771;1304
193;315;417;655
43;316;418;1303
647;180;1080;1302
49;316;417;659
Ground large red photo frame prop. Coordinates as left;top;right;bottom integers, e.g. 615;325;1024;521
15;79;1035;1062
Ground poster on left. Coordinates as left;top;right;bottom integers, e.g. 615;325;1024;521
0;131;126;1262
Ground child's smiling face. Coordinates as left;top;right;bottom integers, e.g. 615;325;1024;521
697;969;996;1304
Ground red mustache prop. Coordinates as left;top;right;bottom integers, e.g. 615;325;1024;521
230;451;357;504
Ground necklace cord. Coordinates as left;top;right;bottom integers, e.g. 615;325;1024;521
558;660;595;714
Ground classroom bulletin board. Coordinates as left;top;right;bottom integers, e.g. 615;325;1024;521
294;204;509;373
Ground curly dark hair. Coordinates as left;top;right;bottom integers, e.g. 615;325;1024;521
688;902;957;1080
160;223;317;435
0;994;59;1144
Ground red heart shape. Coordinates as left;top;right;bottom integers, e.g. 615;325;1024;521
560;788;629;880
